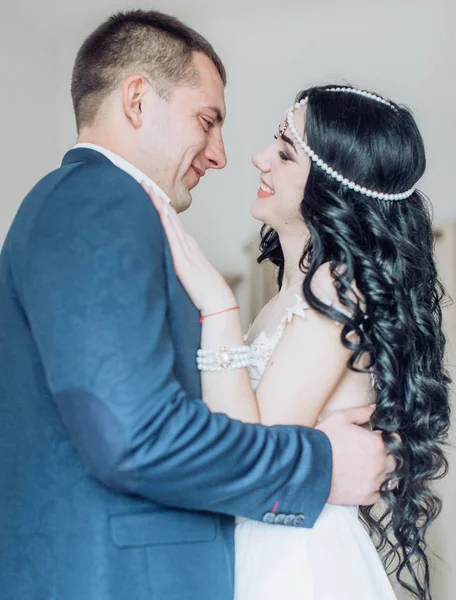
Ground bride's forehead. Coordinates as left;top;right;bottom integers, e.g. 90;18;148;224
291;107;306;130
277;106;306;135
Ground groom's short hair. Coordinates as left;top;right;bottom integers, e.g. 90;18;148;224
71;9;226;132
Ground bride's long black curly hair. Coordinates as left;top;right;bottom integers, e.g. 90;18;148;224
258;85;451;599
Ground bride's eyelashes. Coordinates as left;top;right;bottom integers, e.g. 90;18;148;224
273;135;291;163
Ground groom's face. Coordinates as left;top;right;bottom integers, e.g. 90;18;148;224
139;52;227;213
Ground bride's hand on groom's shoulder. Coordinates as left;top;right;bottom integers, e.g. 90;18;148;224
143;183;235;313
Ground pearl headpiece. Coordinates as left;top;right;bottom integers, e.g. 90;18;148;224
326;86;398;111
285;90;416;202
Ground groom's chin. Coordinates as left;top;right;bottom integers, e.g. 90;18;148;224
175;189;193;214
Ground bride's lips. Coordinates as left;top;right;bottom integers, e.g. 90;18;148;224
257;180;275;198
257;188;274;198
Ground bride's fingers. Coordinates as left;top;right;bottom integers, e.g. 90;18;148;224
162;204;189;250
160;214;188;271
141;182;174;223
144;186;191;252
141;181;166;215
141;183;191;255
161;204;193;257
140;185;183;255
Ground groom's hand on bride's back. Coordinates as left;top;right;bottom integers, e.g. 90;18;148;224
316;405;395;506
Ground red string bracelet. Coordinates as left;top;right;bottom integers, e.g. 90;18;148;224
200;305;240;324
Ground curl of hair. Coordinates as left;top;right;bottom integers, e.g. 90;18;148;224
258;86;451;599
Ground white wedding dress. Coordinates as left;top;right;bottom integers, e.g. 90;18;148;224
234;283;397;600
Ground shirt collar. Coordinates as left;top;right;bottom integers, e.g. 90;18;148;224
73;143;171;204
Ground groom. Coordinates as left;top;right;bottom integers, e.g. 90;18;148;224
0;10;392;600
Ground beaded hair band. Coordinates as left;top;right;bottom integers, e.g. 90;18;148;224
326;86;399;111
284;88;416;201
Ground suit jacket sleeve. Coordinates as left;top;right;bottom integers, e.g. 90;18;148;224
18;163;332;527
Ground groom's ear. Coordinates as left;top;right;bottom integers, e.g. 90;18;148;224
122;75;148;129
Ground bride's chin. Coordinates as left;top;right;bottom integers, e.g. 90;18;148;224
250;199;271;223
251;213;275;231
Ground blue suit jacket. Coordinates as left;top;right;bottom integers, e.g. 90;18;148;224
0;148;332;600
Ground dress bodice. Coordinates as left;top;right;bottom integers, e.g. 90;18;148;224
246;294;310;391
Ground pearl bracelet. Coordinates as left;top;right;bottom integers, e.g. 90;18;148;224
196;345;250;372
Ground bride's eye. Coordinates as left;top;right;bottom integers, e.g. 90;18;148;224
278;150;290;162
273;135;291;162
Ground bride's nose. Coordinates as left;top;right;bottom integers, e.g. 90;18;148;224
251;147;271;172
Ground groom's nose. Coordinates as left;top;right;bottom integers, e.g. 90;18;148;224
204;130;227;170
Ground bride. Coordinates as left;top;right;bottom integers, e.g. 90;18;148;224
145;85;450;600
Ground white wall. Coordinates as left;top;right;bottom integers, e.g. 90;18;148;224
1;7;58;247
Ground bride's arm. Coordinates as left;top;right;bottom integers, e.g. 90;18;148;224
146;189;352;427
199;306;260;423
199;265;352;427
255;290;351;427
